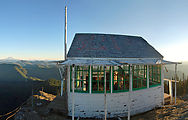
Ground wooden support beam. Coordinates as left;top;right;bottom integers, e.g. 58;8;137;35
164;78;179;83
169;80;173;104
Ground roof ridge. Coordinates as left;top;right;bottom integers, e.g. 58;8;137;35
75;33;142;38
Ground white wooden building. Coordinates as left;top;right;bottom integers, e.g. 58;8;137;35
60;33;176;118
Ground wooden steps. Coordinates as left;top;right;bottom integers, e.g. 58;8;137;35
164;93;171;105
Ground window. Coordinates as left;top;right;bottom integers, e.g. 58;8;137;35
69;64;161;93
132;65;147;90
92;66;111;93
149;65;161;87
113;65;129;92
70;66;90;93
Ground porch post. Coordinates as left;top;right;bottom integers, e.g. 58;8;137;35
67;66;70;93
175;63;177;104
169;80;173;104
128;64;133;120
104;66;107;120
72;64;75;120
161;65;165;105
58;67;64;96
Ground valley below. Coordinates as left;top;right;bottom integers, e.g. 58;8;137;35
0;59;61;116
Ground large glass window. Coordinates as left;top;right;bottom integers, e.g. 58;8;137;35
113;65;129;92
70;66;90;93
132;65;147;90
92;66;111;93
70;64;161;93
149;65;161;87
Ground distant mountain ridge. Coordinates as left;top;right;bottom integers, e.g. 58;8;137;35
0;59;61;82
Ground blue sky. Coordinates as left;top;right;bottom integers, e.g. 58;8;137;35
0;0;188;61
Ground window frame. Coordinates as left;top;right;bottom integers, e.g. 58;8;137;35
69;64;162;93
149;65;161;87
91;66;111;93
70;65;90;93
132;65;147;91
112;65;130;93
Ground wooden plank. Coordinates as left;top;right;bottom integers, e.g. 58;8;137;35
164;78;179;83
169;80;173;104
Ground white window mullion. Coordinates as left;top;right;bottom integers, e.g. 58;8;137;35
129;64;133;92
68;65;70;93
89;65;92;94
147;65;149;88
111;66;113;93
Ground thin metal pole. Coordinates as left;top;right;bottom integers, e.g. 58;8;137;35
58;67;64;96
64;6;67;97
72;64;75;120
104;66;107;120
64;6;67;60
175;64;177;104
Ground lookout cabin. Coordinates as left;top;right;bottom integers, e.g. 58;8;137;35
60;33;176;118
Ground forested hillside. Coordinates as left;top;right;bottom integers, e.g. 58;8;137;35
0;60;61;115
0;64;25;82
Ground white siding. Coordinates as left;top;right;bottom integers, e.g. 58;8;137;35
67;86;162;118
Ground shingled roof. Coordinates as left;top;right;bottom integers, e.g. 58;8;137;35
67;33;163;59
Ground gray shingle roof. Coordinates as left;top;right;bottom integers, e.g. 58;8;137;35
67;33;163;59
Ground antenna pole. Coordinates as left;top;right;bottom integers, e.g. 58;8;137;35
64;6;67;60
